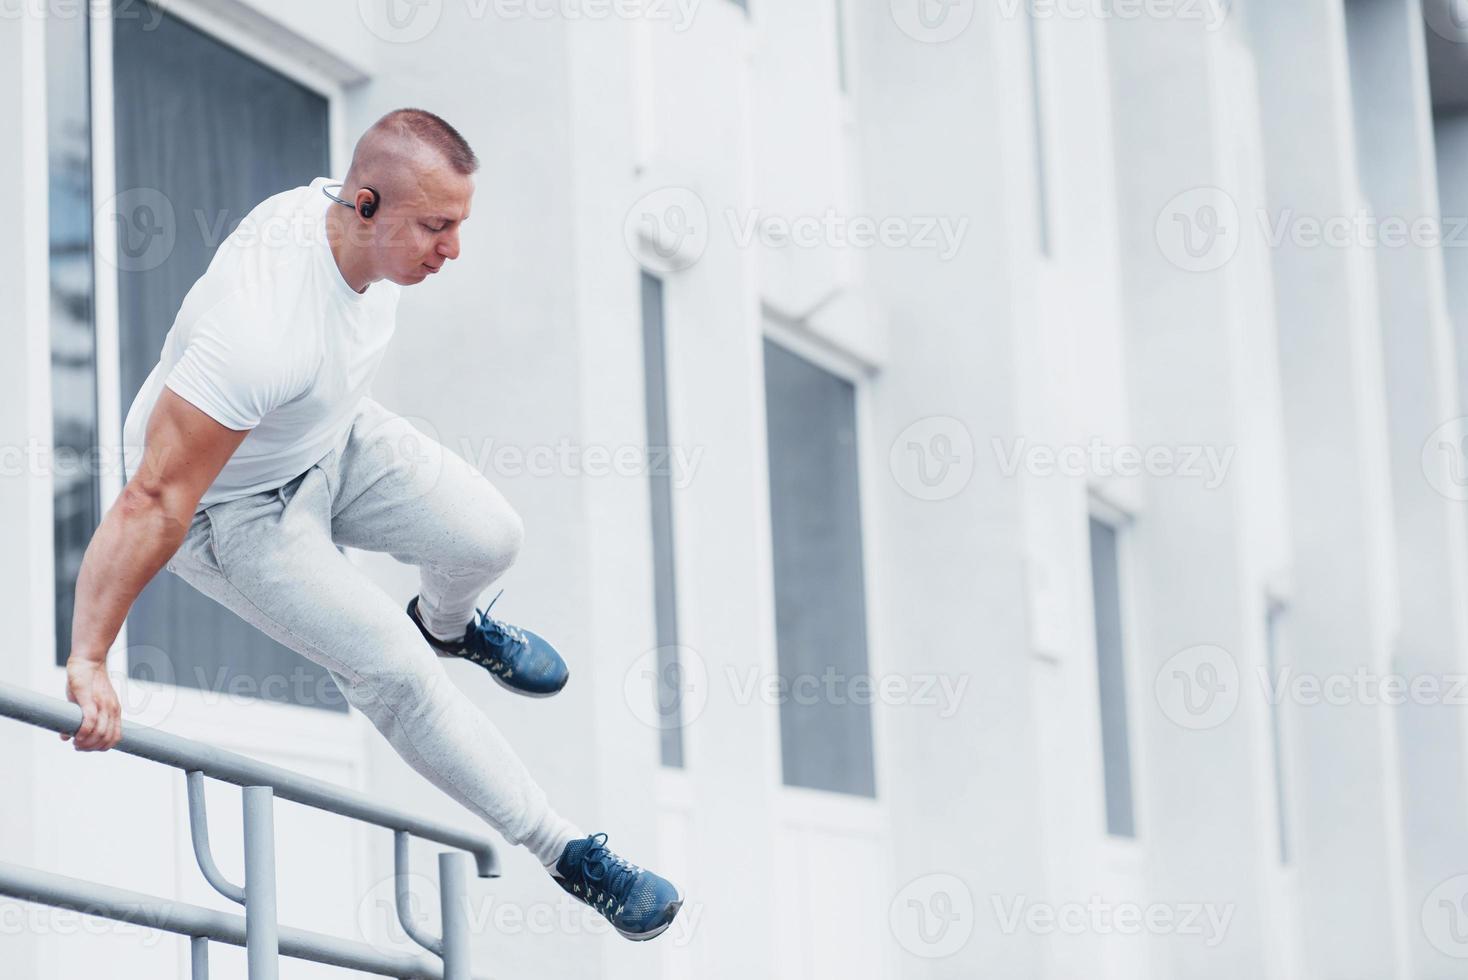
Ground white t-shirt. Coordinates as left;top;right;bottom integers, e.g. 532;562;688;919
122;177;402;510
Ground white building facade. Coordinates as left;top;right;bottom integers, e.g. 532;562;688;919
3;0;1468;977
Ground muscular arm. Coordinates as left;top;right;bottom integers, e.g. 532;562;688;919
64;388;251;750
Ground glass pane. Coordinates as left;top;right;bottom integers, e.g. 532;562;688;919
1090;517;1136;837
113;7;344;711
641;272;685;767
764;339;876;798
48;9;99;666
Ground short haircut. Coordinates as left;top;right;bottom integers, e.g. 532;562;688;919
370;108;479;175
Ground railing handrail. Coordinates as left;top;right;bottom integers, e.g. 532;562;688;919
0;680;497;978
0;860;458;980
0;681;499;878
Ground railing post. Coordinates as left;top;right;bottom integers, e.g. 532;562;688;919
242;786;279;980
438;852;472;980
191;936;209;979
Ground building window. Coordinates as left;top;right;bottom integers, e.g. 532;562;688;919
110;8;341;710
1267;601;1292;864
47;9;100;665
763;339;876;798
1025;0;1053;255
1089;516;1136;838
641;273;686;767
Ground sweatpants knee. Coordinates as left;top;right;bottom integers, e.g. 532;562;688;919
350;634;446;706
467;507;524;581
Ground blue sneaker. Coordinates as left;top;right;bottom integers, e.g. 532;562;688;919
553;834;683;941
407;592;569;698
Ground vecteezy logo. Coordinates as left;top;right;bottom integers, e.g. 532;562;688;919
1154;187;1241;273
355;870;440;957
1155;644;1240;731
119;644;179;728
99;187;177;273
623;187;710;275
1423;874;1468;958
890;0;976;44
889;874;974;959
889;417;975;502
359;411;446;504
623;645;710;732
1423;418;1468;502
1425;0;1468;44
357;0;443;43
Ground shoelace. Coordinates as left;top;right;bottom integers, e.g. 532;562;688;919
472;590;529;649
572;833;641;914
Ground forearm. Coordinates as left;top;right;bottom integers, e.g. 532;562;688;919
68;486;192;665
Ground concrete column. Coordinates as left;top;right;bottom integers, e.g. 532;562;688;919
1105;13;1281;978
854;4;1048;977
1344;2;1468;977
1248;0;1412;975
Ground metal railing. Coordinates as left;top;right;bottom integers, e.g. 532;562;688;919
0;682;500;979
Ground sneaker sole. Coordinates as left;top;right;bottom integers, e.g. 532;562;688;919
615;896;683;942
435;651;568;699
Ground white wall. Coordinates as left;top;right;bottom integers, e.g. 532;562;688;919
0;8;44;978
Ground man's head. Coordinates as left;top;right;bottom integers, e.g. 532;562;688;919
333;108;477;287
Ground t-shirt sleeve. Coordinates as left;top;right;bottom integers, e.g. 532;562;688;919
162;316;304;431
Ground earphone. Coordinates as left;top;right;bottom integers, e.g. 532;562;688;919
323;182;380;219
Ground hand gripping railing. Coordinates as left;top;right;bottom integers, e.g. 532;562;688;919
0;682;500;980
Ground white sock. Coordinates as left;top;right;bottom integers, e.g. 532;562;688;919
414;595;467;644
523;816;583;871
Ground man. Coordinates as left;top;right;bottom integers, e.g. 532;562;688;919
62;108;682;943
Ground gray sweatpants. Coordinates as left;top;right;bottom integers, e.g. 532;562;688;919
163;395;581;867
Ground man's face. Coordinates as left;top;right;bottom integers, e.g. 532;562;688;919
373;165;474;286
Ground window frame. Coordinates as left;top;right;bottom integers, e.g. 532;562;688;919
760;322;891;980
1086;497;1147;851
760;319;887;805
639;270;691;769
